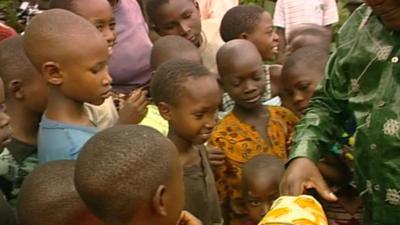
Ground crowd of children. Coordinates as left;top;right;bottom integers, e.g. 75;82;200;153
0;0;398;224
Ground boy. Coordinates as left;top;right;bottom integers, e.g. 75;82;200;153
0;36;46;204
140;35;202;135
240;154;284;225
49;0;149;129
286;24;331;56
212;39;297;225
218;5;282;113
22;9;112;163
280;47;329;117
151;59;223;225
145;0;224;72
17;160;101;225
280;1;400;224
74;125;197;225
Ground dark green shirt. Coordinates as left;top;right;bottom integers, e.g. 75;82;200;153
290;5;400;224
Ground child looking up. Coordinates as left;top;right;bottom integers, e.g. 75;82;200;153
211;39;298;225
49;0;149;129
23;9;112;163
240;154;285;225
17;160;101;225
145;0;224;73
151;59;223;225
140;35;202;135
75;125;198;225
0;36;46;204
219;5;281;113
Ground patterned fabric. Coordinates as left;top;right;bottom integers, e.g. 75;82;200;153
273;0;339;40
289;5;400;225
210;106;298;222
258;195;328;225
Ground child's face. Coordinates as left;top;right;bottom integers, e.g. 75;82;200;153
151;0;202;47
364;0;400;30
168;75;221;145
281;68;323;116
0;79;12;147
58;39;112;106
243;176;280;223
221;57;266;110
24;71;49;114
245;12;279;61
73;0;116;54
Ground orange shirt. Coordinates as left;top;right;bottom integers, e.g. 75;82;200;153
209;106;298;223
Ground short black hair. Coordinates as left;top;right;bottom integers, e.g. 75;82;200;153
17;160;87;225
151;58;211;106
48;0;75;11
145;0;171;24
23;9;103;71
282;47;329;78
0;36;40;98
242;154;284;194
75;125;177;225
150;35;201;70
220;5;266;42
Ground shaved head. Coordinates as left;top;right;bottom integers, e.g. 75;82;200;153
17;160;100;225
23;9;107;72
216;39;262;78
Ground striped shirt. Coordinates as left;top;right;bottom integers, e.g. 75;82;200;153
273;0;339;39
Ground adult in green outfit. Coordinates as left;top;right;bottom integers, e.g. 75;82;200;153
280;0;400;224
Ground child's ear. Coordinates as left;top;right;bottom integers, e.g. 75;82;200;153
8;79;24;100
193;0;199;10
239;33;249;40
42;61;63;85
157;102;172;121
152;185;168;216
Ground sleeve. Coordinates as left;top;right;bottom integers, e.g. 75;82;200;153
288;48;352;164
323;0;339;26
273;0;285;28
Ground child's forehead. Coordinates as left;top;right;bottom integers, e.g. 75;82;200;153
154;0;196;17
73;0;113;19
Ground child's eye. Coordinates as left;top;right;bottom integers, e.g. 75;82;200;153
194;112;204;119
109;21;116;31
249;200;262;207
0;104;6;112
299;84;310;91
182;11;192;19
96;24;105;32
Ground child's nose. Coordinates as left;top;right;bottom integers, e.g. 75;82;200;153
179;22;191;34
102;68;113;85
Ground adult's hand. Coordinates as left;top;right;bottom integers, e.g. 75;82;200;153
280;157;337;202
176;211;203;225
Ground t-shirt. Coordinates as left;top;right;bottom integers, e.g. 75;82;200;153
0;139;38;206
273;0;339;40
199;19;225;73
84;96;119;130
139;104;168;136
183;145;223;225
38;115;97;163
108;0;153;93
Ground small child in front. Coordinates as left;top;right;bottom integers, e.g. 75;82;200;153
75;125;200;225
211;39;298;225
23;9;112;163
17;160;101;225
240;154;285;225
151;59;223;225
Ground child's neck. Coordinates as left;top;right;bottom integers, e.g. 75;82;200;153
233;103;266;120
167;130;201;167
7;102;41;145
168;130;192;153
45;90;93;126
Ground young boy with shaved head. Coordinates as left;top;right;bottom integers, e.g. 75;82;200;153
17;160;101;225
23;9;112;163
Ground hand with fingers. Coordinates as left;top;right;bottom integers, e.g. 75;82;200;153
117;88;150;124
176;211;203;225
205;143;225;168
279;157;337;202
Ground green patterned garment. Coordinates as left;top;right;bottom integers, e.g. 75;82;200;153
290;5;400;225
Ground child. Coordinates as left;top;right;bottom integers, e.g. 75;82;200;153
286;24;331;56
151;59;223;225
219;5;281;113
281;47;363;225
280;47;329;117
75;125;197;225
145;0;224;73
22;9;112;163
17;160;101;225
140;35;202;135
49;0;149;129
0;36;45;204
211;39;298;225
240;154;285;225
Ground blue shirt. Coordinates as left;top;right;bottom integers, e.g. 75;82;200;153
38;115;97;164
